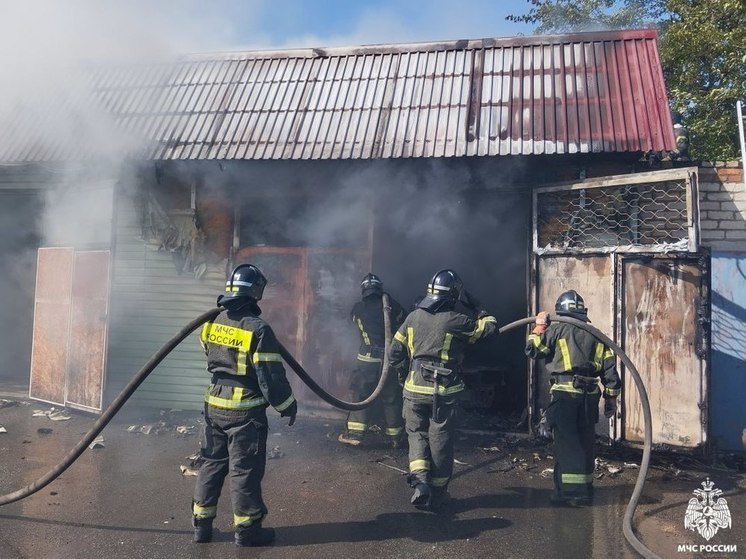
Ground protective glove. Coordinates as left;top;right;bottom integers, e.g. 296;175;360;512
532;311;549;335
603;397;618;419
280;401;297;426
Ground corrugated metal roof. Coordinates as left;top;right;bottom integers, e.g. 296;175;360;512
0;29;676;163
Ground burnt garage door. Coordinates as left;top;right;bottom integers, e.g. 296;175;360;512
532;167;707;449
621;256;708;447
236;246;366;408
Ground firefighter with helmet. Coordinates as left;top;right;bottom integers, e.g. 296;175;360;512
525;290;621;505
192;264;297;547
340;273;407;447
389;269;497;509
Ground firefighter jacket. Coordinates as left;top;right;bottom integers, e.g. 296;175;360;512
390;307;497;400
351;293;406;363
525;322;621;398
200;302;296;414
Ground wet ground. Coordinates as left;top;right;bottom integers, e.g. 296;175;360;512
0;396;744;559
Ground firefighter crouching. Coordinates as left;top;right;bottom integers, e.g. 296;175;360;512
525;290;621;505
389;269;497;509
340;273;407;448
192;264;297;547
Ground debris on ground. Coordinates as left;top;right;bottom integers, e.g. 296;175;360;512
595;457;623;477
370;457;407;474
180;465;199;476
540;468;554;478
88;435;105;449
479;446;501;453
0;399;19;410
0;425;7;433
267;446;284;459
32;408;71;421
657;465;694;482
178;427;195;435
453;458;469;466
37;427;53;435
487;459;515;473
126;425;155;434
337;433;361;446
123;409;200;436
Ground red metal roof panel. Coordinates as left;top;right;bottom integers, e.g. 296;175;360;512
0;29;676;163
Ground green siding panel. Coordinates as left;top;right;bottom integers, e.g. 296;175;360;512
106;192;224;411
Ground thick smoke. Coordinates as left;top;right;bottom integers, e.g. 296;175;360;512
200;156;529;411
0;1;531;412
0;2;214;386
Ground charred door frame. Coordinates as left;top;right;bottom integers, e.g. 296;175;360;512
529;167;707;448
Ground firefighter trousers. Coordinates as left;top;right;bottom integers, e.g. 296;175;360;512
403;396;457;489
545;389;600;500
346;360;404;440
192;404;269;528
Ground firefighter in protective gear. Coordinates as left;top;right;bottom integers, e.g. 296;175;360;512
525;290;621;505
389;269;497;509
192;264;297;547
341;273;407;447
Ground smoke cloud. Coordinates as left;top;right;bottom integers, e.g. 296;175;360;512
0;1;531;412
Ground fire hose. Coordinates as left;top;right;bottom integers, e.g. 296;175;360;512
0;306;658;559
498;314;658;559
276;292;395;411
0;294;395;508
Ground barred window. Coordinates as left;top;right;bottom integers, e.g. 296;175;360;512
534;169;698;253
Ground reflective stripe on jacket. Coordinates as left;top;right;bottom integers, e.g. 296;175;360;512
201;305;295;412
390;307;497;399
351;293;406;362
525;322;621;397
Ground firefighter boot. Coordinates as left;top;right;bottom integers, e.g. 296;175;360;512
192;518;213;543
235;524;276;547
410;483;431;509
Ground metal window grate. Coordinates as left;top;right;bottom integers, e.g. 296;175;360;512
535;175;694;252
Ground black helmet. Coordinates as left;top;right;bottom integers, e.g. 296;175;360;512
219;264;267;306
555;290;588;320
361;273;383;298
418;269;463;311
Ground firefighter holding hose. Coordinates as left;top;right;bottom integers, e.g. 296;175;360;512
525;290;621;506
340;273;407;448
192;264;297;547
389;269;497;510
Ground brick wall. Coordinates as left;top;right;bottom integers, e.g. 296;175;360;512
698;162;746;251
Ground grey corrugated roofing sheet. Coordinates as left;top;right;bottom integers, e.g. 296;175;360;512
0;29;676;163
